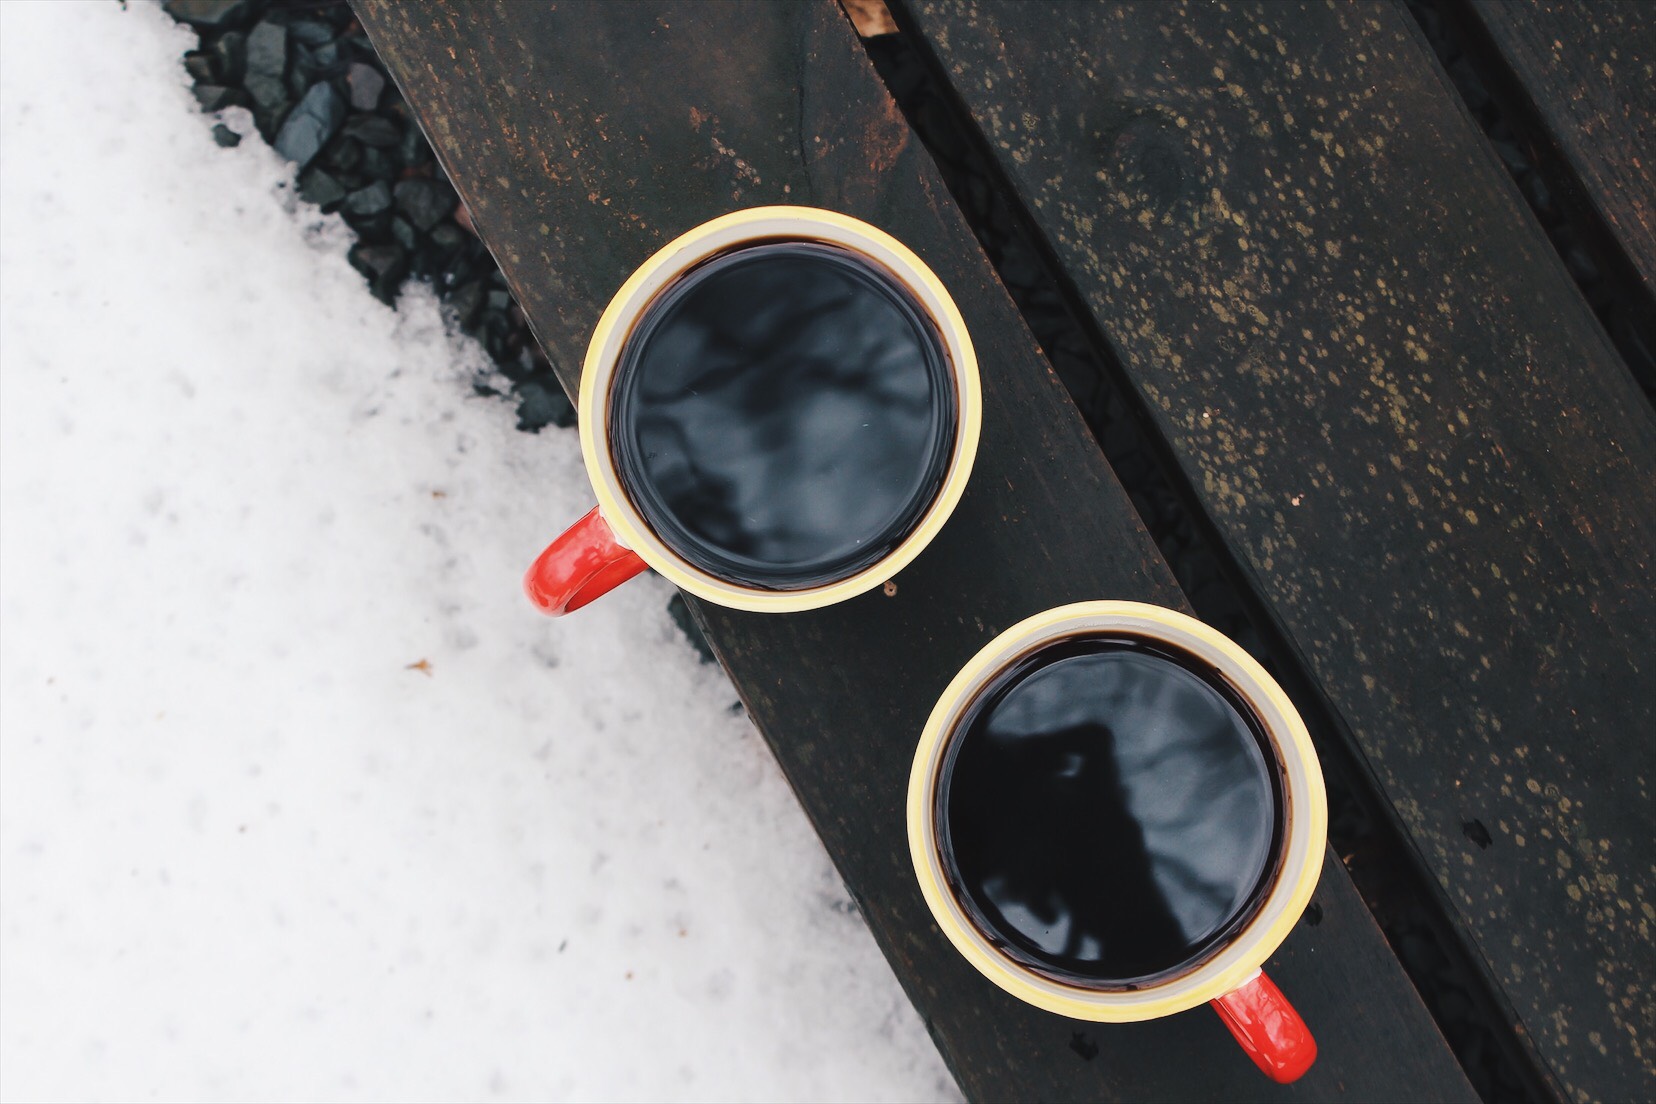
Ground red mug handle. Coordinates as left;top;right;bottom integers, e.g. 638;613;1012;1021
1209;969;1318;1083
524;506;649;616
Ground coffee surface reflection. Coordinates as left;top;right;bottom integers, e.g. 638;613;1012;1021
938;636;1283;987
608;240;955;590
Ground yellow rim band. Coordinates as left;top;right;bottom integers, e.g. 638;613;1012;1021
577;206;982;612
907;601;1327;1021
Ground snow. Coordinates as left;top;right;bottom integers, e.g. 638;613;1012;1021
0;3;957;1100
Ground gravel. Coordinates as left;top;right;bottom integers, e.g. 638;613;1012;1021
166;0;703;652
167;0;576;437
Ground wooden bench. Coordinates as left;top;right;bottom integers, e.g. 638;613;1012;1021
1452;0;1656;394
355;1;1653;1099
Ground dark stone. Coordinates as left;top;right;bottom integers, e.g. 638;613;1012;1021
409;249;438;282
318;135;362;174
513;377;577;433
212;123;242;148
1492;138;1527;175
272;81;345;169
449;280;484;327
342;114;400;148
498;345;535;381
478;309;509;353
287;19;334;47
440;248;483;291
392;178;457;232
390;216;418;253
210;31;245;85
192;85;246;112
253;102;291;143
342;180;393;217
298;167;347;209
487;289;511;313
285;55;310;101
244;22;288;112
1565;246;1601;285
347;213;392;240
245;79;284;122
1521;172;1552;213
358;146;399;182
340;31;376;60
426;222;465;257
398;117;431;168
288;43;321;82
184;51;215;84
666;592;716;664
1450;60;1493;114
311;42;341;72
164;0;254;26
347;242;408;303
346;62;384;111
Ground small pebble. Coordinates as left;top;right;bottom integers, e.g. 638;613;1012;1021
273;81;344;169
393;178;457;232
162;0;252;27
165;0;587;436
347;62;385;111
343;114;400;148
242;21;287;112
298;167;347;209
343;180;393;218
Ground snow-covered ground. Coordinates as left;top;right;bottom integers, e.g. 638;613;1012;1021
0;3;956;1100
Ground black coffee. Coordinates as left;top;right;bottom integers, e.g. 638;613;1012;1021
937;635;1283;988
607;240;956;590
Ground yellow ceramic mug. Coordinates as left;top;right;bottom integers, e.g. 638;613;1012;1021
909;601;1327;1082
524;207;981;616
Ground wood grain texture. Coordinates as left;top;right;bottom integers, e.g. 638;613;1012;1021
353;1;1473;1099
897;1;1656;1100
1464;0;1656;303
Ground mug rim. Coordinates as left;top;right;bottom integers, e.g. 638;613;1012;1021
577;206;982;613
907;600;1327;1021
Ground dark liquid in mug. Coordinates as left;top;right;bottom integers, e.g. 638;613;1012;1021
938;635;1284;988
608;240;956;590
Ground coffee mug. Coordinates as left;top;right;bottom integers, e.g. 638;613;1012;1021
524;206;981;615
909;601;1326;1083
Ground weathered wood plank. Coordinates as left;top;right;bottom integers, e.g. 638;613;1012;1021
896;2;1656;1101
354;1;1474;1099
1462;0;1656;309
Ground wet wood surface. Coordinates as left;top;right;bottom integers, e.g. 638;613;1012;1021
355;1;1474;1099
897;1;1656;1101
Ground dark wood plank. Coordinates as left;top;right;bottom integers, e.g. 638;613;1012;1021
1462;0;1656;307
353;2;1474;1099
896;2;1656;1101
